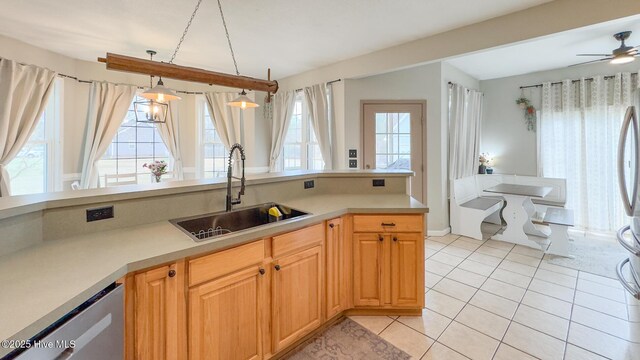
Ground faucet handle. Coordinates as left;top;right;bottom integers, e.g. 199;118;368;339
231;198;242;205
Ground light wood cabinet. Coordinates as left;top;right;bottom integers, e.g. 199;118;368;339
390;232;423;307
353;233;384;306
353;214;424;309
128;260;187;360
325;217;349;318
271;245;323;352
189;265;267;360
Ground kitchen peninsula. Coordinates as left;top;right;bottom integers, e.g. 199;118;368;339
0;170;427;359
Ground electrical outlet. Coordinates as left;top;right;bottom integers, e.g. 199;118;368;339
373;179;385;187
348;149;357;158
304;180;315;189
86;206;114;222
349;159;357;168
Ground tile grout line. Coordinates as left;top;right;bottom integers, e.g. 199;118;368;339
428;230;640;359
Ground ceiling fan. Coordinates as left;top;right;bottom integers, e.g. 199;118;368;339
571;31;639;66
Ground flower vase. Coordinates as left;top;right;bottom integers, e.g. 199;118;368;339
478;164;486;174
153;174;162;183
486;168;493;174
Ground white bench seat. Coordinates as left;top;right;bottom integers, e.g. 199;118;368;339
542;208;574;258
461;197;502;210
451;177;504;240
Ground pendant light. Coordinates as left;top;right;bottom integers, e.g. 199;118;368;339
134;50;181;123
217;0;259;109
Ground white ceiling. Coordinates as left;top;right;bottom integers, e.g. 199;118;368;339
0;0;550;79
446;14;640;80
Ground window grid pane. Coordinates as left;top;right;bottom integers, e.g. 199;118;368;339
375;112;411;170
97;95;173;186
202;104;227;178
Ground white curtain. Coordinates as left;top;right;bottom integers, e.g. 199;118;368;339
269;90;296;172
0;59;56;197
157;102;183;180
448;83;482;181
303;83;334;170
539;73;638;231
80;81;137;189
204;92;243;173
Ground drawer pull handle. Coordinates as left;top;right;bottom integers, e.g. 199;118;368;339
168;269;176;278
259;268;265;275
381;222;396;227
274;265;281;271
378;235;384;242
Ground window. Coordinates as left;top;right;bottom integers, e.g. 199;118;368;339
6;80;61;195
374;112;411;170
282;96;324;170
198;100;227;178
97;94;171;186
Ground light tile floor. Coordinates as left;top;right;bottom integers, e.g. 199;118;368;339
349;227;640;360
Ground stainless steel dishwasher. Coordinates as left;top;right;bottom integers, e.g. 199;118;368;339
3;283;123;360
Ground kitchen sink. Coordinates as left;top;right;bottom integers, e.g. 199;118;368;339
170;203;310;242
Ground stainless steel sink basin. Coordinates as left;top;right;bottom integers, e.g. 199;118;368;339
170;203;310;242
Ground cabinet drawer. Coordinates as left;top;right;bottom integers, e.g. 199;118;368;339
272;223;324;258
189;240;264;287
353;215;423;233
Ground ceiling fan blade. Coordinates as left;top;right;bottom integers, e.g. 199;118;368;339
569;58;611;67
576;53;612;57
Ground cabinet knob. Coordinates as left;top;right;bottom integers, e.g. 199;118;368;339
393;236;398;242
378;235;384;242
329;223;335;228
259;268;266;275
168;269;176;278
274;264;281;271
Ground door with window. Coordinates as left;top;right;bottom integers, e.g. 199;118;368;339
362;102;424;202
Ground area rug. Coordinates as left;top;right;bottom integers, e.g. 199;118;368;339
284;318;410;360
543;234;628;279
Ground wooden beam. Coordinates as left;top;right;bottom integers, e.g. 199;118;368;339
98;53;278;93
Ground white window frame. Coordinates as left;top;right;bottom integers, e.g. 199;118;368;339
282;94;323;171
195;96;228;178
7;78;62;194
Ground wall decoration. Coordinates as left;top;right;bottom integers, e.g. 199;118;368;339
515;96;536;132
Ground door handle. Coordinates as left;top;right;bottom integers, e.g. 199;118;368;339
393;236;398;242
329;223;334;228
168;269;176;278
618;106;639;216
259;268;266;275
378;235;384;242
274;265;281;271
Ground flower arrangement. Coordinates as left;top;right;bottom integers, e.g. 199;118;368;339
515;97;536;132
143;160;168;182
479;153;492;167
479;153;494;174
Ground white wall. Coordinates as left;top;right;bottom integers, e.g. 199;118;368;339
0;34;272;188
479;60;640;175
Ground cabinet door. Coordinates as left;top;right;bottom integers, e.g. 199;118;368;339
189;265;267;360
353;233;383;306
326;218;348;318
272;246;322;352
134;260;186;360
391;232;424;307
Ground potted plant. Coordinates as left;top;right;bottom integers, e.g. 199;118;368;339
479;153;491;174
143;160;168;183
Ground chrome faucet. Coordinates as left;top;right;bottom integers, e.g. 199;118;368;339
226;143;246;212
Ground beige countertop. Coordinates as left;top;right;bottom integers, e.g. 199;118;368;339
0;193;427;355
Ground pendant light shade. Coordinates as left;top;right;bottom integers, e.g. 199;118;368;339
228;90;259;109
141;77;181;102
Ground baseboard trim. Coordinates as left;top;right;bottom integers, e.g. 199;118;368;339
344;308;422;316
427;227;451;237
